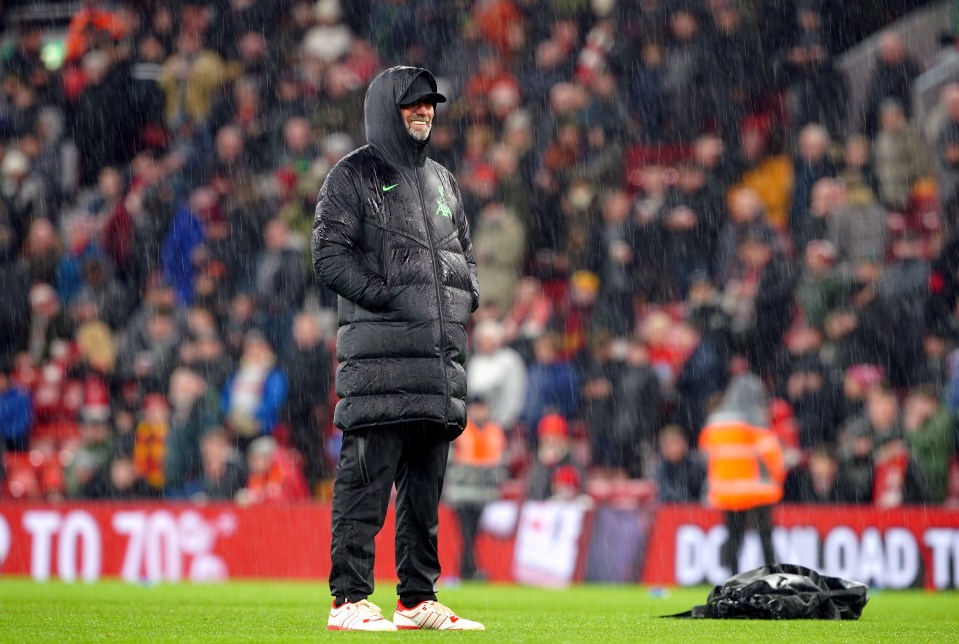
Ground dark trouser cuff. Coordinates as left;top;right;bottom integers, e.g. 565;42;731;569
399;593;437;609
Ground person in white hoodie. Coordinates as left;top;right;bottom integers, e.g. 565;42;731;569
466;319;527;432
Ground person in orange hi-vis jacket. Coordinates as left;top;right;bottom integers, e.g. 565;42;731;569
699;371;785;575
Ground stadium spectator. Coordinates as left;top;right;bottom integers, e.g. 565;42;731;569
873;432;928;507
117;302;181;394
862;32;922;137
165;367;218;496
2;23;47;101
250;217;307;355
443;395;507;581
196;428;246;502
64;408;114;498
73;48;134;185
580;76;628;188
2;148;51;231
585;189;639;336
836;364;883;425
920;324;959;391
467;319;527;432
239;435;309;504
178;306;233;391
706;2;763;145
662;160;725;298
1;76;41;141
128;34;168;153
783;446;841;503
713;186;777;285
903;384;956;503
473;201;526;316
161;188;207;305
580;334;623;477
872;99;929;212
519;332;579;444
502;277;553;359
628;41;668;143
784;349;842;449
654;424;705;503
838;135;880;201
281;312;334;488
221;330;288;447
881;230;932;387
725;229;795;376
935;85;959;222
789;124;838;245
159;27;225;130
554;270;600;368
661;6;710;143
630;161;671;302
779;4;848;137
132;393;171;494
526;413;585;501
222;292;257;360
827;261;895;373
731;115;793;232
840;381;904;451
26;283;71;365
672;319;726;442
694;134;735;197
488;142;532;235
548;464;593;506
23;218;70;295
208;76;272;172
0;364;32;451
611;335;663;478
795;240;844;331
686;271;735;368
85;452;151;500
76;253;134;331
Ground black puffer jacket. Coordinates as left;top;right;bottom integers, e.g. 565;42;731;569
312;66;479;432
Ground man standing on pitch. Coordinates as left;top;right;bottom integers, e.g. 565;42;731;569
313;66;484;631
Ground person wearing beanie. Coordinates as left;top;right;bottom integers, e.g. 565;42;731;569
526;413;585;502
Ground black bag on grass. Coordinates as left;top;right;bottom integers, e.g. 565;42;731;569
668;563;869;620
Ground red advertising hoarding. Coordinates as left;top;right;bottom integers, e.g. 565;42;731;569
3;501;958;591
0;502;463;583
642;504;959;590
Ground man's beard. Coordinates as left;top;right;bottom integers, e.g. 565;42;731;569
406;120;432;141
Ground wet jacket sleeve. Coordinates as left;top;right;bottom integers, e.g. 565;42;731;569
452;175;480;312
312;164;392;311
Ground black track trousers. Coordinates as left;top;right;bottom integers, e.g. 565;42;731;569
329;421;450;602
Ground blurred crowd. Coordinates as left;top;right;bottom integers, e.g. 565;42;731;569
0;0;957;512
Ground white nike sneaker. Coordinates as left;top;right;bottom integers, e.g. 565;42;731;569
327;599;398;631
393;600;486;631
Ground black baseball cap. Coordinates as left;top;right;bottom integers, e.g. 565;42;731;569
399;73;447;107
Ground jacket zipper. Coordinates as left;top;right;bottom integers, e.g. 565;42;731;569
414;167;451;424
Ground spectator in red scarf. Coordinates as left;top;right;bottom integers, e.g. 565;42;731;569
132;393;171;495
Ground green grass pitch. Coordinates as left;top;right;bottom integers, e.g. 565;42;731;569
1;578;957;642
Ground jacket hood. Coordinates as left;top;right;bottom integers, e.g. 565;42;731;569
709;373;769;428
364;66;438;168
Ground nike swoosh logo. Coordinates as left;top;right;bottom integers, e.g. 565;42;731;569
382;183;399;192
